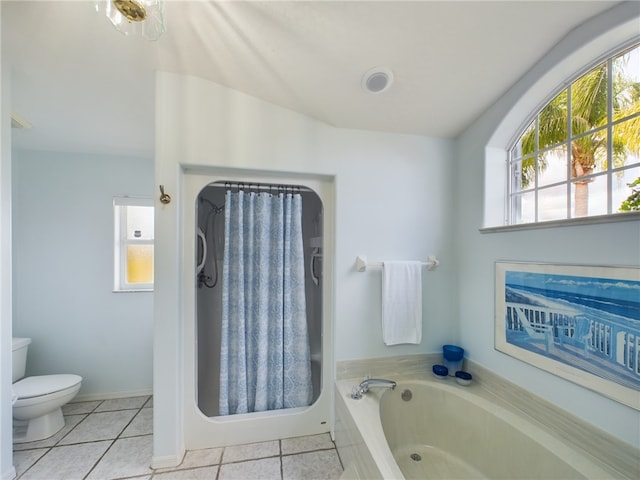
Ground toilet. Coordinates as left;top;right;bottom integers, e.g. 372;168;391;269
12;337;82;443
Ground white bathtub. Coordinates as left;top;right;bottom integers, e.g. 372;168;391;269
335;377;633;479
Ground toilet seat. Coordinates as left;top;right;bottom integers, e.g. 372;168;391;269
13;374;82;399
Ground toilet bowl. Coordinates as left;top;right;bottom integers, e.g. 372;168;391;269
13;374;82;443
12;338;82;443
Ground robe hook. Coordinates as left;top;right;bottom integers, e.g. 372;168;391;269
159;185;172;204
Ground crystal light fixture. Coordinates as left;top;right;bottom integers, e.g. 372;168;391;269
96;0;166;41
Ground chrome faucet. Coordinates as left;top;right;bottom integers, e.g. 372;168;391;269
350;378;397;399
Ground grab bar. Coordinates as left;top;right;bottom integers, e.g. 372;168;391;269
196;228;207;274
310;249;321;286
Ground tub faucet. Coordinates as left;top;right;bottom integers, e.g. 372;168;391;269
350;378;396;399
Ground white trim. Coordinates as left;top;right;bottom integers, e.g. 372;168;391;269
112;289;153;293
504;36;640;152
150;453;185;470
73;389;153;403
481;208;640;233
0;467;16;480
181;167;336;450
113;196;154;207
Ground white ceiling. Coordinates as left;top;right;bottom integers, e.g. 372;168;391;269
3;0;622;158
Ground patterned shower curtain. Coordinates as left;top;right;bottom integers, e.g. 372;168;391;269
219;189;313;415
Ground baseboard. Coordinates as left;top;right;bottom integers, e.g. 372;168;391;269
151;453;184;470
73;389;153;403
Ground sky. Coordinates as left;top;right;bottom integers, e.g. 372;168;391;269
506;271;640;304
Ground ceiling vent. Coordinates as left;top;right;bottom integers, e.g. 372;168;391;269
11;112;32;129
361;67;394;94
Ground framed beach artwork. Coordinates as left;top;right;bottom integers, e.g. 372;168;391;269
495;262;640;410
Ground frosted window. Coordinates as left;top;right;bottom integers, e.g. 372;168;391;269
126;245;154;284
114;197;154;291
126;206;154;240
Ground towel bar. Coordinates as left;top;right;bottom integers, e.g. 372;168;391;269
355;255;439;272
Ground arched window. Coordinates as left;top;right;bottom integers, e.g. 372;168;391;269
507;43;639;225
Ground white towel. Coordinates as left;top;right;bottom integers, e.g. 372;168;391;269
382;261;423;345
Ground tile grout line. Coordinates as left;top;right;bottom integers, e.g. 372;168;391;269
14;398;108;479
55;399;102;445
82;398;152;480
16;396;343;480
211;445;225;480
279;439;284;480
82;438;119;480
281;446;339;457
14;447;48;480
13;402;102;480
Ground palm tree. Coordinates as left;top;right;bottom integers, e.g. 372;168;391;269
619;177;640;211
517;46;640;217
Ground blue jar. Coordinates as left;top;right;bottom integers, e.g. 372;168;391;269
432;364;449;379
442;345;464;375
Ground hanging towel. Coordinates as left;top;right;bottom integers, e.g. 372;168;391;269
382;261;423;345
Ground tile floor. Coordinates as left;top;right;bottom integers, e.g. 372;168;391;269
13;396;344;480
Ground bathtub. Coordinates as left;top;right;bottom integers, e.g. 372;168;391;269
335;377;634;479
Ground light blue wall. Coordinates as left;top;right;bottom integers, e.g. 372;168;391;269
152;72;456;463
12;149;154;398
454;3;640;448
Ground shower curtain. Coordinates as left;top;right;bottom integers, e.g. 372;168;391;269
219;189;313;415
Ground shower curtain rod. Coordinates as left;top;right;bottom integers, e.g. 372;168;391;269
212;181;316;194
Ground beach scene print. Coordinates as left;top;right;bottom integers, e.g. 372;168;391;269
504;270;640;390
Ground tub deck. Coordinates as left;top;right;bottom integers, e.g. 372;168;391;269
334;356;639;480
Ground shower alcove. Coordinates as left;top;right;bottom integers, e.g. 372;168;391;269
182;170;334;449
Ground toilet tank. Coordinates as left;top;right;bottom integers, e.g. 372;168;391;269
12;337;31;383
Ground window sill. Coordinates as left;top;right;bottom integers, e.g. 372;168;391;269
480;211;640;233
113;289;154;293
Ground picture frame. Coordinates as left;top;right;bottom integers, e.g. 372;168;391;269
495;261;640;410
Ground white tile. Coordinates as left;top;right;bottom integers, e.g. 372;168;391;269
218;457;281;480
86;435;153;479
222;440;279;464
282;450;343;480
121;407;153;437
179;447;224;469
12;414;86;451
153;446;224;474
12;448;48;477
153;466;218;479
63;400;102;415
281;433;334;455
182;447;224;467
12;395;342;480
94;396;150;412
19;441;111;480
58;410;137;444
